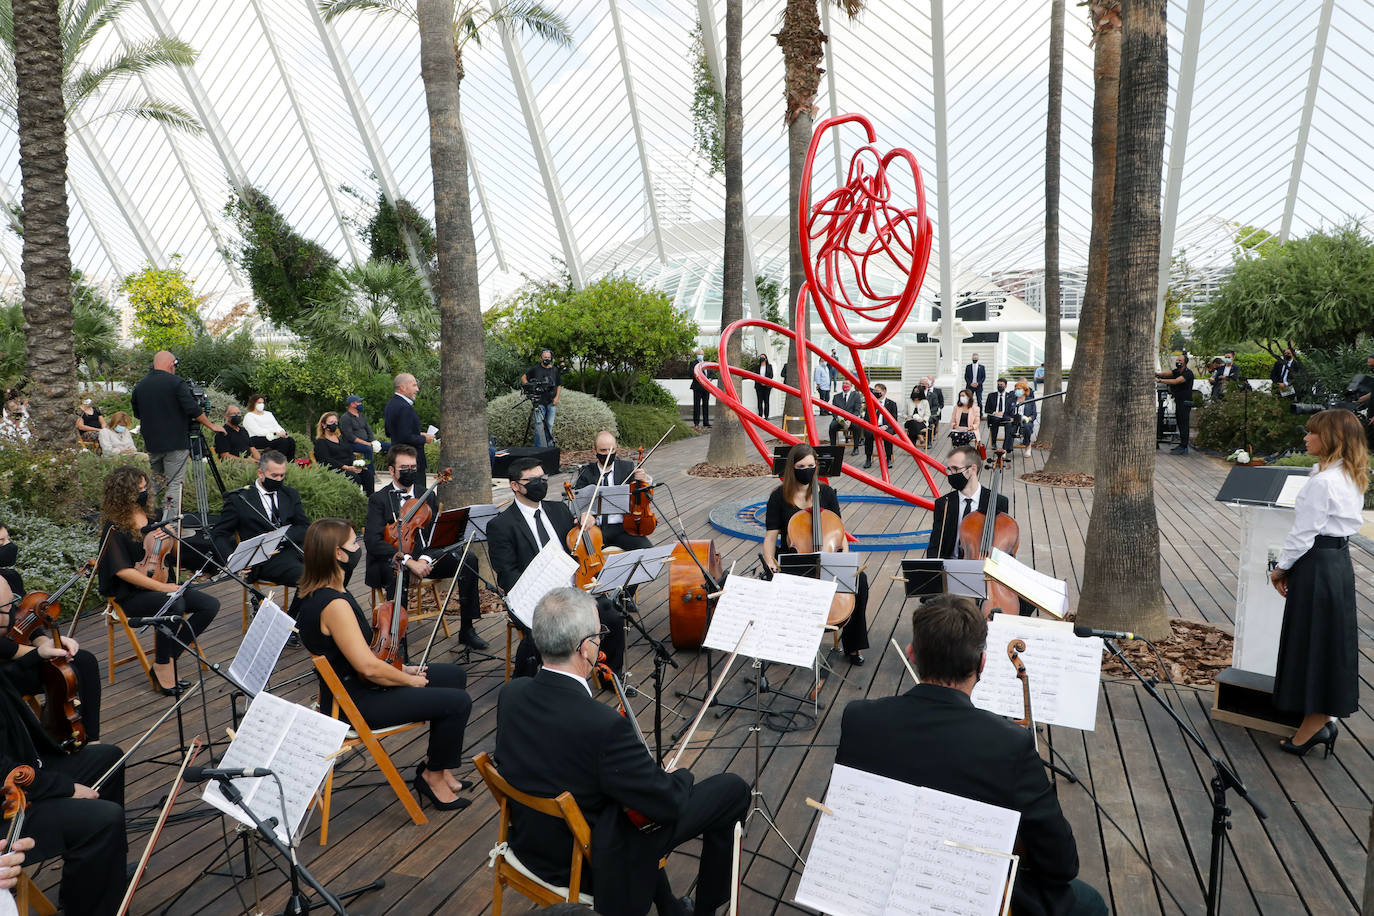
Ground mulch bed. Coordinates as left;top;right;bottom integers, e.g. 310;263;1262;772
687;462;774;478
1096;617;1234;688
1021;470;1094;488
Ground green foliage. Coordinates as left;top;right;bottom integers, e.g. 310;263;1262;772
0;500;98;596
689;20;724;174
1231;352;1271;382
484;331;527;400
71;270;117;368
173;328;257;398
0;447;148;521
227;186;338;332
606;402;693;449
297;261;438;375
1233;223;1280;259
248;352;358;433
119;258;198;352
1194;389;1305;456
208;456;368;530
1193;222;1374;354
1275;452;1374;509
1295;341;1372;402
364;193;436;270
486;389;615;450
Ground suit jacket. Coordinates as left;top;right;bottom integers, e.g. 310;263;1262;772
926;487;1008;559
383;394;427;481
926;386;945;419
1269;357;1300;389
983;389;1011;421
871;396;899;432
573;458;635;491
486;499;575;593
495;669;694;915
837;685;1078;916
830;388;861;420
964;362;986;390
688;361;715;394
211;484;310;565
363;483;441;586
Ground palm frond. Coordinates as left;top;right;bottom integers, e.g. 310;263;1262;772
832;0;867;18
65;0;133;71
466;0;572;49
86;99;201;133
68;38;196;105
0;4;13;51
319;0;416;25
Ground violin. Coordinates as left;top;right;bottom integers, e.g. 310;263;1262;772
372;469;453;669
956;449;1022;617
595;653;661;834
784;467;856;628
623;446;658;538
8;562;92;750
137;528;174;584
562;481;605;590
2;766;33;853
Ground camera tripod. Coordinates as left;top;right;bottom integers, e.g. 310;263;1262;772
520;385;555;448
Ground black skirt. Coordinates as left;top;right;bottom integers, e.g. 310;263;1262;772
1272;536;1358;717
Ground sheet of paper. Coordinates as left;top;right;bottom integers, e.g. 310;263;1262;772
887;787;1020;916
942;559;989;599
227;599;293;696
591;544;674;593
504;539;579;627
202;692;348;844
971;614;1102;731
984;549;1068;618
426;425;439;437
702;573;833;668
1274;474;1307;509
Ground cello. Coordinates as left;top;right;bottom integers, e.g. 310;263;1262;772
784;460;856;629
956;449;1022;617
7;562;93;749
372;469;452;668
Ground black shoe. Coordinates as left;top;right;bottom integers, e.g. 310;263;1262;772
1279;722;1338;758
414;764;476;793
845;651;865;666
863;461;872;469
459;627;489;651
412;771;473;811
677;896;695;916
285;633;302;649
1169;446;1188;454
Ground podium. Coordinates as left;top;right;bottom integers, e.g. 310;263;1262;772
1210;465;1310;734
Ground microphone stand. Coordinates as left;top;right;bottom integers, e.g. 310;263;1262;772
599;549;677;763
1101;637;1266;916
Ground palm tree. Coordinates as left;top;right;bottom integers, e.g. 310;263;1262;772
297;260;438;375
775;0;864;424
1042;2;1119;475
1037;0;1065;445
1076;0;1170;640
323;0;570;508
12;0;75;446
705;0;751;467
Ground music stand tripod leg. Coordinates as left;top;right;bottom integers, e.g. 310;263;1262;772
741;655;806;868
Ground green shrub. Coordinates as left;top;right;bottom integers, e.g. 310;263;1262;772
121;259;198;352
0;500;99;597
486;389;616;450
1274;453;1374;509
1194;389;1305;455
1232;352;1272;382
485;333;527;401
564;369;678;412
175;330;257;398
209;454;367;529
0;447;149;522
606;403;694;449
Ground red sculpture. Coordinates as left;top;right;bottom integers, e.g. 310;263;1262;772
696;113;945;508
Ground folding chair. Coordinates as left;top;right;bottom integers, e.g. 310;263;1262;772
15;872;56;916
103;599;204;685
242;581;291;632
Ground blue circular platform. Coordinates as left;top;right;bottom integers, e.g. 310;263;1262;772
707;493;930;551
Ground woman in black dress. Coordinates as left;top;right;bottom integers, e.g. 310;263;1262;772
313;412;375;494
1268;409;1367;756
293;518;473;811
755;355;774;419
761;443;869;664
97;465;220;695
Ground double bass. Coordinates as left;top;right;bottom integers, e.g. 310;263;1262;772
956;449;1021;617
372;469;452;668
8;562;93;750
785;465;856;629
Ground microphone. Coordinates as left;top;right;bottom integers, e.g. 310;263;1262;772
125;615;176;627
140;514;197;535
184;766;273;782
1073;625;1140;641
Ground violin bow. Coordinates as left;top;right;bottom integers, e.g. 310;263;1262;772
117;737;202;916
68;526;113;641
92;684;203;792
666;621;753;771
571;471;607;548
890;638;919;686
633;427;674;473
418;534;475;668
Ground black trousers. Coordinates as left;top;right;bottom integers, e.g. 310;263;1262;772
987;419;1005;444
252;549;303;588
652;773;751;915
513;593;625;677
817;388;830;403
336;662;471;770
26;742;127;916
248;436;296;461
118;587;220;665
2;649;102;741
864;429;894;464
755;389;770;418
692;389;710;426
600;523;653;553
1175;399;1192;447
838;571;871;655
376;553;480;629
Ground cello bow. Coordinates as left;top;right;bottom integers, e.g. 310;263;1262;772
665;622;753;772
117;737;203;916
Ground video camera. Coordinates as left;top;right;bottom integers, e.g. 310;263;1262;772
1294;372;1372;416
520;379;554;400
188;383;212;416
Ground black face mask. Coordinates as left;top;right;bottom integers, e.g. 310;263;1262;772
794;467;816;485
0;543;17;568
261;476;284;493
541;358;552;366
136;490;150;507
947;471;969;491
597;452;615;467
521;477;549;502
396;468;418;488
339;546;361;584
228;415;242;427
326;422;339;432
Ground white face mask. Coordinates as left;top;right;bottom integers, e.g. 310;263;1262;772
254;403;265;413
958;396;968;405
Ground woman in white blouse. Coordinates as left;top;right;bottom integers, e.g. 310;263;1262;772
97;411;141;456
242;393;297;461
1268;409;1367;757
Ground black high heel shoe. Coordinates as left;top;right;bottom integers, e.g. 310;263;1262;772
414;764;476;794
1279;721;1337;758
147;670;190;696
412;769;473;811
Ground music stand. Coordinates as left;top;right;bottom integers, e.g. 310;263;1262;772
569;484;631;519
896;558;987;602
461;503;501;541
770;444;845;477
428;507;470;550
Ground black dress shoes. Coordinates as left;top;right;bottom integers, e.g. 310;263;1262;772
459;627;489;651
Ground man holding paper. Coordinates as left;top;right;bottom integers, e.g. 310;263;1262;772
835;596;1106;916
212;451;310;591
487;458;626;679
494;588;748;916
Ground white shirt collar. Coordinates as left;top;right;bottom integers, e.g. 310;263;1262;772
542;665;593;697
396;392;413;405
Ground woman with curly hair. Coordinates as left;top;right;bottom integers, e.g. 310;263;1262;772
97;465;219;695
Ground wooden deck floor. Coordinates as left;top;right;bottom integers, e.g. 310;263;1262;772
45;433;1372;915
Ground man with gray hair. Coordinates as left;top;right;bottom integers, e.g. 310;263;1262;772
494;587;750;916
211;450;310;589
384;372;432;489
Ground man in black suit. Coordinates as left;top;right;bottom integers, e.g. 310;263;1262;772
1208;350;1239;400
964;353;986;403
131;349;224;518
1269;347;1300;398
923;377;944;438
689;350;713;428
984;378;1010;445
486;457;626;678
572;431;654;552
925;446;1006;560
494;587;749;916
212;450;309;588
364;445;486;650
384;373;432;490
836;595;1105;916
862;383;898;470
828;381;861;450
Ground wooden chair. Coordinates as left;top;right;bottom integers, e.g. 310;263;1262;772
103;599;205;685
242;581;291;632
370;581;453;640
474;751;595;914
310;655;427;845
15;871;56;916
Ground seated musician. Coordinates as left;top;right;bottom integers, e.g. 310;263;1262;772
486;458;625;679
494;587;749;916
925;445;1007;560
572;431;654;552
364;445;486;650
213;404;260;463
836;595;1107;916
0;837;34;891
0;574;127;916
294;518;474;812
211;451;310;591
762;444;869;665
98;466;220;696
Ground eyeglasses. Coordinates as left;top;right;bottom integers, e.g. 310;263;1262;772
946;465;974;474
580;626;610;646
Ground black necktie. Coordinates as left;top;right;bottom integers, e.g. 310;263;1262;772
533;508;550;546
269;493;280;526
963;497;973;520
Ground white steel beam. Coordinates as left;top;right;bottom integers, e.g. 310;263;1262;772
69;111;165;267
0;181;23;279
820;3;844;190
249;0;364;266
64;177;126;278
607;0;666;264
462;118;507;272
1280;0;1334;241
930;0;956;382
492;0;584;287
1154;0;1205;347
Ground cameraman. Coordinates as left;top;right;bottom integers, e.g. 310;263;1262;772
131;351;224;518
520;348;561;448
1155;353;1195;455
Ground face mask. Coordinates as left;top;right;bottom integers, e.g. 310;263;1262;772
114;425;127;434
261;476;284;493
541;358;552;366
396;468;417;488
338;545;361;581
695;354;703;362
326;422;339;432
972;358;978;363
136;490;150;507
1223;357;1232;364
947;471;969;491
521;477;548;502
597;452;614;467
1175;362;1183;369
794;467;816;485
254;403;265;413
0;543;17;567
842;386;851;393
958;396;968;405
228;415;241;426
997;385;1005;391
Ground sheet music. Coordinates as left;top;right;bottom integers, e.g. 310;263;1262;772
983;549;1068;618
504;539;579;627
226;526;291;573
796;765;1019;916
702;573;833;668
227;599;293;696
462;503;501;541
201;692;348;844
970;615;1102;731
591;544;674;593
1274;474;1307;509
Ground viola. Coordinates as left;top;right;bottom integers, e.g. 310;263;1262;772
562;482;605;590
138;528;174;584
8;562;92;750
956;449;1022;617
595;653;661;834
784;470;856;628
623;446;658;538
372;469;453;669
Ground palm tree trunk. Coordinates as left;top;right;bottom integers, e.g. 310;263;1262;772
705;0;752;467
14;0;76;447
418;0;488;507
1042;3;1120;476
1038;0;1065;444
1077;0;1169;639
